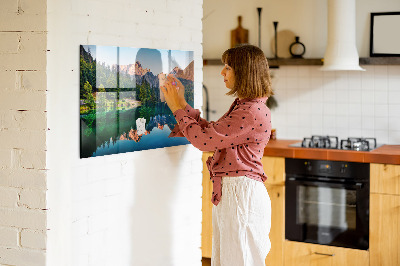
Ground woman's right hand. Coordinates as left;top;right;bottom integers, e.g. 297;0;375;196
161;76;183;113
168;75;187;108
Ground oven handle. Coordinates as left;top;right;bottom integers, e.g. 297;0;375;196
286;177;364;189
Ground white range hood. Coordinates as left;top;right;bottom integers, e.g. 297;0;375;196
320;0;365;71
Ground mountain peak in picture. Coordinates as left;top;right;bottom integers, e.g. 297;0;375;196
135;61;150;76
171;61;194;81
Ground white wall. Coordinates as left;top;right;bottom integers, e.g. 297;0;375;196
46;0;203;266
204;0;326;59
203;0;400;145
203;0;400;58
0;0;48;265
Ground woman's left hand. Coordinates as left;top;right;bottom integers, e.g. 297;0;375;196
161;75;184;113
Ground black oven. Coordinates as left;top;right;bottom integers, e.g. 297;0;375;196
285;158;369;250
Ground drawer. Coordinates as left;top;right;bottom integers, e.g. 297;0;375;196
283;241;369;266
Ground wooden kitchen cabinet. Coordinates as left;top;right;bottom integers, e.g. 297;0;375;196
370;163;400;195
264;184;285;266
202;152;213;258
370;193;400;266
284;241;369;266
262;156;285;266
261;156;285;186
370;163;400;266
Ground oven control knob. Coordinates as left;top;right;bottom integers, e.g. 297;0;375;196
304;162;312;171
340;164;347;174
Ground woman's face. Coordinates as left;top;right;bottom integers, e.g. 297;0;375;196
220;64;235;89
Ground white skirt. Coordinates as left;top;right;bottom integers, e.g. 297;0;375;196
212;176;271;266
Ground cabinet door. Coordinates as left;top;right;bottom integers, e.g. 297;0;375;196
202;152;213;258
265;185;284;266
370;193;400;266
284;241;369;266
370;163;400;195
261;156;285;185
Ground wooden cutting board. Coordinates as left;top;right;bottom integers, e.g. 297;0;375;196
231;16;249;48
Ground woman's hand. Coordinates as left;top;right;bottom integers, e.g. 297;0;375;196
161;75;186;113
173;76;187;108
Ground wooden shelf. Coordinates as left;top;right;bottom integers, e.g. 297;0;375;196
202;59;223;66
268;58;322;67
203;58;323;67
359;57;400;65
203;57;400;67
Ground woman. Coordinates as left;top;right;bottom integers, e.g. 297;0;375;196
161;44;273;266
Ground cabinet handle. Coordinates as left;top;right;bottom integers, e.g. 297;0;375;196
314;252;335;257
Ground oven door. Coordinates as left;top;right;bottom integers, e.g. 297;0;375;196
285;177;369;250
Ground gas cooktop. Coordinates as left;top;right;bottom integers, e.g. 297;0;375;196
289;135;382;151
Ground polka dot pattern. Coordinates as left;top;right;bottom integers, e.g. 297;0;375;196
169;97;272;206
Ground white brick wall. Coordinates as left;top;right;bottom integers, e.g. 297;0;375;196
0;0;48;265
0;169;47;189
3;0;203;264
21;229;47;250
0;187;19;208
0;227;19;247
0;247;46;266
46;1;203;266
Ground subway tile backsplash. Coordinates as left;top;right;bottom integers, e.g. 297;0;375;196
270;65;400;144
203;65;400;145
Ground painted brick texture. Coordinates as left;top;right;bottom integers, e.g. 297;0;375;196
46;0;203;265
21;229;47;250
1;0;203;265
0;0;47;265
0;187;19;208
0;227;19;247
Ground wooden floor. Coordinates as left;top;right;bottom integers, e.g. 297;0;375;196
202;257;211;266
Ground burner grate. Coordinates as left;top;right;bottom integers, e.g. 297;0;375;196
340;137;377;151
301;135;339;149
296;136;378;151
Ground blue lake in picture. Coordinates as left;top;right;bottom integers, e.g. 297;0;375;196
92;126;188;157
80;103;190;158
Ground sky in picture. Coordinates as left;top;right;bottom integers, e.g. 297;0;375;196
93;46;193;75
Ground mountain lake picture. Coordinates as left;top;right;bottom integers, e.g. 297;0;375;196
80;45;194;158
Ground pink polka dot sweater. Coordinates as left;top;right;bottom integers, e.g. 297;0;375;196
169;97;272;206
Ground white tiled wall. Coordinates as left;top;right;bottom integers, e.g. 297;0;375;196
203;65;400;144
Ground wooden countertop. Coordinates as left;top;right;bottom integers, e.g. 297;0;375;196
263;139;400;165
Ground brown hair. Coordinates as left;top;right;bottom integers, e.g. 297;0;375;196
221;44;273;99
